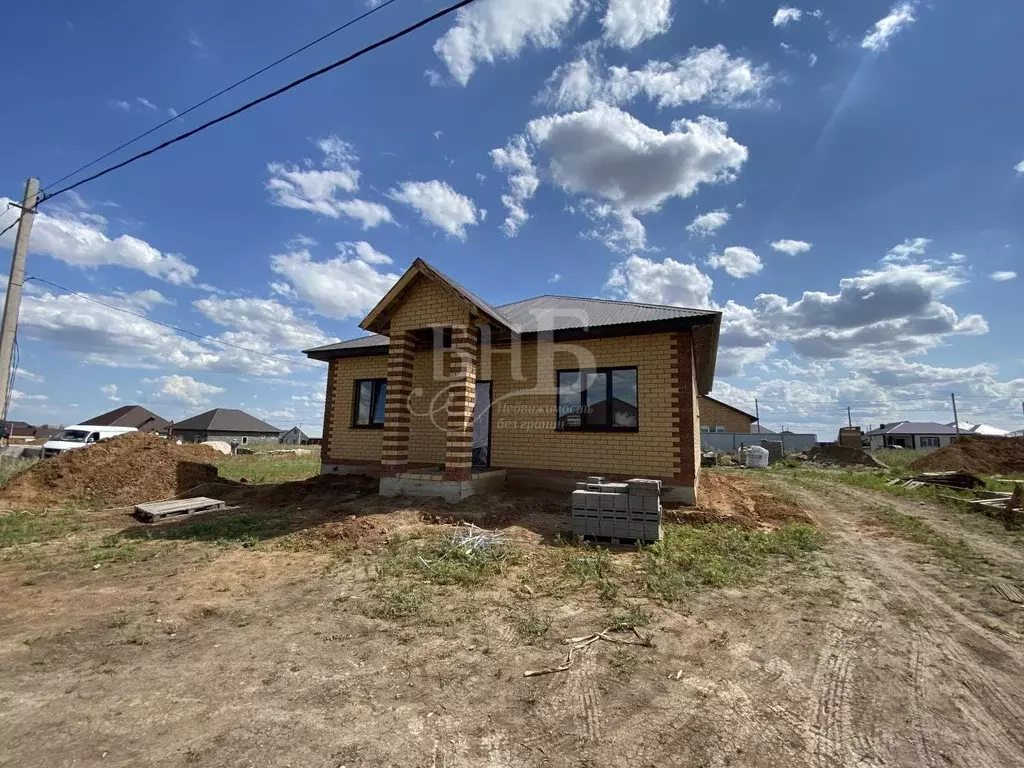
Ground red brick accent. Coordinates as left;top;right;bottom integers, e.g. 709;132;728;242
322;360;338;457
381;331;414;474
671;331;698;487
444;325;477;481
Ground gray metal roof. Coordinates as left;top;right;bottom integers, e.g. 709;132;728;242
864;421;958;436
305;295;718;355
173;408;281;434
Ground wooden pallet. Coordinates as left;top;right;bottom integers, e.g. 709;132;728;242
133;496;225;523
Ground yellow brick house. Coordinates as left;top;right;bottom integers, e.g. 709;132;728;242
304;259;722;503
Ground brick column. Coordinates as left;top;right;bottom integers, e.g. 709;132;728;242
443;325;478;481
673;331;699;488
381;331;414;476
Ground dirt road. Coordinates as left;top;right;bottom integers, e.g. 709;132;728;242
2;474;1024;767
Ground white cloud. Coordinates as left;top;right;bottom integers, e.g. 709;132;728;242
540;45;774;110
549;272;562;283
948;252;967;263
770;239;812;255
605;256;714;308
17;370;44;383
270;247;399;319
772;7;802;27
12;390;48;403
602;0;672;49
150;375;225;407
687;210;730;237
193;296;332;352
433;0;588;85
490;135;539;237
8;286;297;377
527;104;747;213
1015;160;1024;175
882;236;931;264
338;241;392;265
0;197;197;284
861;2;917;52
990;271;1017;282
136;97;158;111
266;136;394;228
386;180;480;239
707;246;763;278
110;100;131;111
100;384;120;402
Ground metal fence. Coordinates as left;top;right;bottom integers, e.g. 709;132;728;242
700;432;819;455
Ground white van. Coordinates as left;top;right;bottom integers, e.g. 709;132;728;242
42;425;138;458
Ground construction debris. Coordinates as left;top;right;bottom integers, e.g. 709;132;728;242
571;478;662;543
523;627;654;678
133;496;226;523
993;580;1024;604
891;471;985;489
798;444;888;469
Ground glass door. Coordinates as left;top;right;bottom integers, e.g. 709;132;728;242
472;381;492;469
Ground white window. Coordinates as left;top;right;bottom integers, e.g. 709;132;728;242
919;436;940;448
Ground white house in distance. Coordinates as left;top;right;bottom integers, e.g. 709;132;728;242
864;421;958;451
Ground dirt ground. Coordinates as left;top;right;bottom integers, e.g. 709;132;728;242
3;469;1024;767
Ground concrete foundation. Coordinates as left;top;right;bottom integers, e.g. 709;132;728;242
379;468;506;503
505;469;695;506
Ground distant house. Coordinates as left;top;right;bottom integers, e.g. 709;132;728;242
947;421;1009;437
3;421;62;441
280;426;309;445
698;395;759;433
865;421;958;451
83;405;170;434
171;408;281;445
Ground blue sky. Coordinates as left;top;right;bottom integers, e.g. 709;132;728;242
1;0;1022;436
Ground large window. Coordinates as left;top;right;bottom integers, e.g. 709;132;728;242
556;367;638;432
352;379;387;428
919;436;940;448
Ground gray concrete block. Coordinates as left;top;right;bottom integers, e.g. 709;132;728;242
586;476;605;484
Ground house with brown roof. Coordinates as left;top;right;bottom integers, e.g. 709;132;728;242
171;408;282;445
83;405;170;434
698;395;759;433
304;259;721;503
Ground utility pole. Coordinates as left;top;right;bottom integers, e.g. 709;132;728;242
951;393;961;438
754;398;761;434
0;178;40;422
847;406;853;427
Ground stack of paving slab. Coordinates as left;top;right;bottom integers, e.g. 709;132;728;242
571;476;662;542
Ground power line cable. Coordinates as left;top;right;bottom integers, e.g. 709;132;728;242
43;0;478;204
39;0;403;194
25;276;325;371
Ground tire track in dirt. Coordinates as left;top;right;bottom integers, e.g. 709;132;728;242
788;477;1024;766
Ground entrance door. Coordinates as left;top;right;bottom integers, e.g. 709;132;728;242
472;381;492;469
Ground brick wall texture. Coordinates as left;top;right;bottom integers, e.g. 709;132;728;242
698;396;755;433
323;329;702;488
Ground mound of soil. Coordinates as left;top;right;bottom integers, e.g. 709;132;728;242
0;432;220;509
801;444;887;469
669;472;814;529
908;436;1024;475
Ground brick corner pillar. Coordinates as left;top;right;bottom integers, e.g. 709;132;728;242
672;331;699;489
321;360;338;463
443;325;478;482
381;331;414;477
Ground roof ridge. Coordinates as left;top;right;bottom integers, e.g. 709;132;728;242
499;294;716;313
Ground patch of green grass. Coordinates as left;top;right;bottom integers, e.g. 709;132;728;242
374;533;520;588
608;604;653;631
872;448;931;469
366;583;428;620
871;507;977;568
515;611;552;642
0;457;37;486
776;466;980;507
0;509;82;547
563;546;621;602
137;512;294;545
642;522;824;602
214;454;320;484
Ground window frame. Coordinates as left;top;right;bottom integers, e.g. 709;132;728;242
555;366;639;433
351;378;388;429
919;436;941;448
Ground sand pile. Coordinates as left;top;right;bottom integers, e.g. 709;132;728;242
801;444;887;469
665;472;814;529
0;432;220;508
908;436;1024;475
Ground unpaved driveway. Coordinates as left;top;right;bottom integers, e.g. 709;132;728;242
2;474;1024;767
